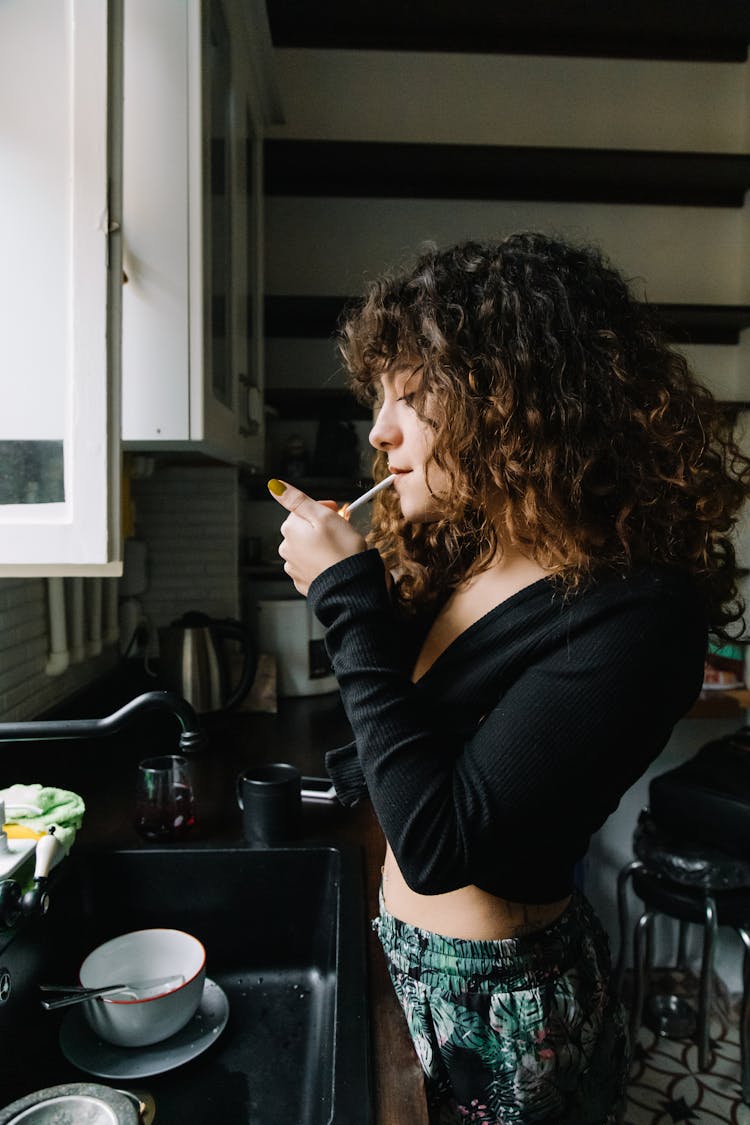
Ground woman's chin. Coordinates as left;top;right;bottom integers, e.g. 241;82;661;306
399;502;443;525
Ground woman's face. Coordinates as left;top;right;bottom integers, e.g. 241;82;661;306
368;366;450;523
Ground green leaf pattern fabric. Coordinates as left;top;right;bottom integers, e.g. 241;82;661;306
375;891;628;1124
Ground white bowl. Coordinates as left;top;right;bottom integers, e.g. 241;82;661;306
79;928;206;1048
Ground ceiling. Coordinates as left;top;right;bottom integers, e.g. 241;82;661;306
265;1;750;62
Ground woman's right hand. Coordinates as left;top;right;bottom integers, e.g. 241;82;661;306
268;479;368;596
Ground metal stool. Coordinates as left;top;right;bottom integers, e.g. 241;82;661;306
614;811;750;1103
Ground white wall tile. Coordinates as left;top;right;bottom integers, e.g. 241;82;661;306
0;578;117;722
131;463;241;634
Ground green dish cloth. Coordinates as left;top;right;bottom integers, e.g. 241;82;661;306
0;783;85;856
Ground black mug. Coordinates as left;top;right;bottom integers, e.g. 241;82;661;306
237;762;301;846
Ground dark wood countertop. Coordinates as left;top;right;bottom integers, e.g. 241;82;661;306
10;670;745;1121
688;687;750;719
0;678;428;1125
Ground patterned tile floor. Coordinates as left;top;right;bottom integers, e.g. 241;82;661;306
624;972;747;1124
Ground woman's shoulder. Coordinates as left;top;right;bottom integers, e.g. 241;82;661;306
479;563;701;623
563;565;707;671
471;565;706;664
585;563;702;614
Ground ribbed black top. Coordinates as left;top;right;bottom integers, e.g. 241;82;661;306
309;550;707;902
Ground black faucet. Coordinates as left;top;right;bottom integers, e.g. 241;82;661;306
0;828;61;928
0;691;208;754
0;692;206;929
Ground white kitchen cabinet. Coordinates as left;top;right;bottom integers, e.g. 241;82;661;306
121;0;279;469
0;0;123;575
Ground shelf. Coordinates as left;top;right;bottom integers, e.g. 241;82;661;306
244;474;372;500
239;563;288;578
266;0;750;62
688;688;750;719
656;304;750;346
264;386;371;420
266;296;750;347
266;140;750;208
265;296;351;339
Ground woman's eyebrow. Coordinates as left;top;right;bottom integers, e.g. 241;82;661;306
402;365;424;393
377;362;424;398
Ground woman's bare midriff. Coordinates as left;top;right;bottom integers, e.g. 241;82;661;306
382;844;571;941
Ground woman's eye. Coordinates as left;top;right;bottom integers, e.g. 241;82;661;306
396;394;416;407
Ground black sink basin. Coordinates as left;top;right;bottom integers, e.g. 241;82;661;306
0;844;371;1123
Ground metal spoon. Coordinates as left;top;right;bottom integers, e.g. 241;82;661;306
40;973;185;1009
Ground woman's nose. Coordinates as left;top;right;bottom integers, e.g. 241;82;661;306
369;406;401;451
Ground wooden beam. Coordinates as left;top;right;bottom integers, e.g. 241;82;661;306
266;140;750;208
266;0;750;62
266;295;750;347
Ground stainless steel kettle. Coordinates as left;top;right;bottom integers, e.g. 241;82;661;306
158;612;257;714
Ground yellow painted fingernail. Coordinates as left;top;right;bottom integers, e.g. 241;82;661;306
267;478;286;496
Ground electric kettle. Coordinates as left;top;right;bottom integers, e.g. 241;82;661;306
158;612;257;714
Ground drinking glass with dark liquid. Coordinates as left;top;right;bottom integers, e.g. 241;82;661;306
135;755;196;841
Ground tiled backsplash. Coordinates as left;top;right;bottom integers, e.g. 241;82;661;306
131;463;241;638
0;463;242;723
0;578;117;722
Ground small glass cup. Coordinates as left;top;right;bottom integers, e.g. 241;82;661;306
135;754;196;841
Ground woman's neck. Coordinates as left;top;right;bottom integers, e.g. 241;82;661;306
412;548;550;682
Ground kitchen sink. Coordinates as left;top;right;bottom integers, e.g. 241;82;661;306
0;844;372;1123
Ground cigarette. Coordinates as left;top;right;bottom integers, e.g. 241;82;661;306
339;473;397;517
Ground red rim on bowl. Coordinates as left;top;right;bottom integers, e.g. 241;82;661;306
79;928;206;1005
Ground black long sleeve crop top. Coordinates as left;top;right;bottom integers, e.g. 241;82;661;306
308;549;707;903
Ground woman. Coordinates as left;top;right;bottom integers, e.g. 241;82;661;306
268;232;750;1124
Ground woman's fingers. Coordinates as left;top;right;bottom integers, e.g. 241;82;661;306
267;479;325;522
267;479;366;594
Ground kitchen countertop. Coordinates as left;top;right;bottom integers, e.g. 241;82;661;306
0;674;429;1125
3;665;745;1121
688;686;750;718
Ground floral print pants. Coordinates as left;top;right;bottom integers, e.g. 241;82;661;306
373;889;628;1125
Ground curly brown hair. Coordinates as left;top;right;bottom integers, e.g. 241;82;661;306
338;232;750;638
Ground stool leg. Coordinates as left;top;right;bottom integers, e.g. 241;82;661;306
630;910;653;1050
738;928;750;1106
697;894;717;1070
676;920;690;971
613;861;643;996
